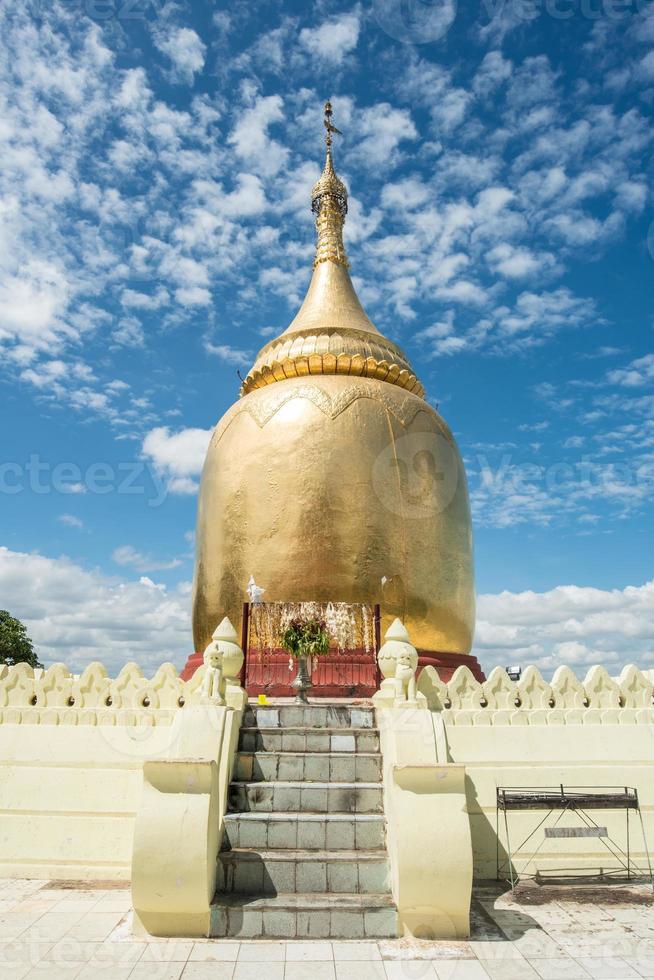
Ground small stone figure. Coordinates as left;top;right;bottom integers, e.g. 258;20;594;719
201;644;225;704
375;617;422;708
394;645;418;704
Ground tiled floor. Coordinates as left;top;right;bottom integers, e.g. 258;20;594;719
0;879;652;980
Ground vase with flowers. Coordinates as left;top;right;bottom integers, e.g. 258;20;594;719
280;617;330;702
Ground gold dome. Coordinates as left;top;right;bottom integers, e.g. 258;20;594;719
192;103;475;658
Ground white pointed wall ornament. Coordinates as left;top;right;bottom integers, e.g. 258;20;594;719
211;616;245;686
374;617;423;707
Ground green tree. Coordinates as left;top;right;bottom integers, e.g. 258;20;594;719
0;611;43;669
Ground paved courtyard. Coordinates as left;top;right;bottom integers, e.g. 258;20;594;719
0;879;653;980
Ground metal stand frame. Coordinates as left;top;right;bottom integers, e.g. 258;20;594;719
495;785;654;891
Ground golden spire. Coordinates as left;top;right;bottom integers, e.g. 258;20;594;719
238;100;425;400
311;102;349;268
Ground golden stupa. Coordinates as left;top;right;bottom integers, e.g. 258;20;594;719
192;103;476;670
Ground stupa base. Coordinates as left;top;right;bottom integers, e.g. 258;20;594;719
180;651;203;682
179;648;485;691
417;650;485;683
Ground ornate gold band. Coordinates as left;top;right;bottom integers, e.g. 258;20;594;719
240;352;424;397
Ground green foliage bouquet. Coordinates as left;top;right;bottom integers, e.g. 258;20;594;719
280;618;330;660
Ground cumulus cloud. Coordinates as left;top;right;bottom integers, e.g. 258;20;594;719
396;56;471;135
486;243;560;280
477;581;654;675
153;27;206;84
229;95;289;175
175;286;212;307
142;426;212;495
348;103;418;169
607;354;654;388
0;7;229;425
0;260;70;350
0;546;192;673
4;544;650;678
473;51;513;96
58;514;83;529
112;545;182;573
298;11;361;65
204;341;252;367
428;288;600;360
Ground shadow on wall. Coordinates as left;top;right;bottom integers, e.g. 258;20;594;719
465;774;516;888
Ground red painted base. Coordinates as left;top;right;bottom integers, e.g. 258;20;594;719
417;650;485;683
179;648;485;690
244;649;379;698
180;652;203;682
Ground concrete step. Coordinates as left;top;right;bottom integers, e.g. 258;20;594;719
238;726;380;754
223;811;386;850
243;704;375;731
235;751;382;784
217;848;390;896
210;891;396;939
228;780;383;815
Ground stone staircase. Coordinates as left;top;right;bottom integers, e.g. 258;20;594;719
210;702;397;939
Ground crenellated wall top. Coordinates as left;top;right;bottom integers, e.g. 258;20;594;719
417;663;654;725
2;660;653;727
0;660;223;727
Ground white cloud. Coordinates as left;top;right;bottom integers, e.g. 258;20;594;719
142;426;212;495
112;545;182;573
0;260;70;349
471;288;599;354
5;543;650;679
229;95;288;175
435;280;488;306
639;50;654;80
299;12;361;65
477;581;654;674
153;27;206;84
204;341;252;367
607;354;654;388
216;174;267;217
396;56;470;135
348;103;418;169
506;56;559;112
486;243;559;280
58;514;83;529
0;546;191;673
473;51;513;96
175;286;212;307
614;180;647;214
381;178;431;211
120;287;169;310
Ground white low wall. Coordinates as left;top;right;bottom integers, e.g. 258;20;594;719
0;719;181;881
418;663;654;881
0;661;237;884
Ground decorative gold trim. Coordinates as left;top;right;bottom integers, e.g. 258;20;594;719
211;381;450;451
242;351;424;398
241;326;421;397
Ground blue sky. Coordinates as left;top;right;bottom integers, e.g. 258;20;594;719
0;0;653;675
